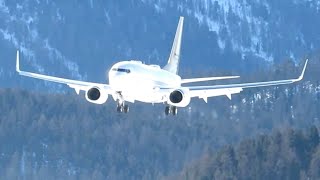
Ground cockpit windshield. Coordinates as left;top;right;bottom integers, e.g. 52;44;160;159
112;68;131;73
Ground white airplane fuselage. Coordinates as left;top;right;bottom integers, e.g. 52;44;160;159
108;61;181;103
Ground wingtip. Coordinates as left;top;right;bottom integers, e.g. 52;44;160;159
298;59;308;81
179;16;184;23
16;50;20;73
226;75;240;79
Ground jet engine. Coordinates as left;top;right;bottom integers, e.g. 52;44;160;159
85;87;108;104
167;88;191;107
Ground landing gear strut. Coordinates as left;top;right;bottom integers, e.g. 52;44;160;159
115;92;129;113
117;102;129;113
165;106;178;116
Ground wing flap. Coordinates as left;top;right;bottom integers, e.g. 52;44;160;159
190;87;243;102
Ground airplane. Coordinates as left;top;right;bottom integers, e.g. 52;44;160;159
16;16;308;115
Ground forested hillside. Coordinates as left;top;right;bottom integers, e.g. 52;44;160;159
174;127;320;180
1;0;320;89
0;57;319;179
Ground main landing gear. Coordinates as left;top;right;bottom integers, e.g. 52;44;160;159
115;92;129;113
117;102;129;113
165;106;178;116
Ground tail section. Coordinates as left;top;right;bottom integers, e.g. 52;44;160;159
163;16;184;74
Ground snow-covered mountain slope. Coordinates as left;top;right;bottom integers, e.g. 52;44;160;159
0;0;319;89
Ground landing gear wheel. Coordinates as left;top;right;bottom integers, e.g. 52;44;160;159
165;106;170;116
164;106;178;116
116;101;129;113
123;105;129;113
172;106;178;116
116;105;122;113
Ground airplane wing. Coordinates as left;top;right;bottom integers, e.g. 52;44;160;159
16;51;113;94
185;60;308;102
181;75;240;84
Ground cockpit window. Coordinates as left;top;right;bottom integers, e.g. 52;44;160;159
112;68;131;73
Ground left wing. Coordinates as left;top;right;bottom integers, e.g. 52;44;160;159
16;51;113;94
186;60;308;102
181;75;240;84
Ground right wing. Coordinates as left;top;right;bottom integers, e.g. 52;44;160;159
185;60;308;102
16;51;113;94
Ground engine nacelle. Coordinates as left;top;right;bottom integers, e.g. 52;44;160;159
85;87;108;104
167;88;191;107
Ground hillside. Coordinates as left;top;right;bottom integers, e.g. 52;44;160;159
0;0;319;90
0;58;319;179
174;127;320;180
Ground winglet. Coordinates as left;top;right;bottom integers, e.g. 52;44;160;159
296;59;308;82
16;50;21;73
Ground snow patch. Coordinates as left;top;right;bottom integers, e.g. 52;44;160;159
289;52;295;60
16;4;23;10
43;39;84;80
206;18;220;33
154;2;165;13
0;1;84;85
145;0;276;61
104;9;112;25
0;29;18;46
254;93;262;101
55;9;64;22
217;38;226;50
0;0;9;13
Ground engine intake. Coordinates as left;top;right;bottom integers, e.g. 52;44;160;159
167;88;191;107
85;87;108;104
169;90;183;103
87;87;101;101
